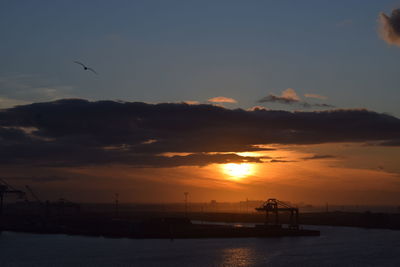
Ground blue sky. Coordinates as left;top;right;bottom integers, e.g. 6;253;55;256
1;0;400;115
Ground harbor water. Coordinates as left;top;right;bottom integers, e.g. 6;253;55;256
0;225;399;266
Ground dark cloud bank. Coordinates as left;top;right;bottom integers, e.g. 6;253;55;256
0;99;399;167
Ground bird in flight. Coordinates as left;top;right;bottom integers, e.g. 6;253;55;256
73;61;98;74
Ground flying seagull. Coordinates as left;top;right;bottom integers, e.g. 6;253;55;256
73;61;98;74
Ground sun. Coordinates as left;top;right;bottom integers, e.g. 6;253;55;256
222;163;254;180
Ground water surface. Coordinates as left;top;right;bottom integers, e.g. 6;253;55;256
0;226;399;266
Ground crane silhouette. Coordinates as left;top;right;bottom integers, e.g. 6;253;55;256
0;178;25;216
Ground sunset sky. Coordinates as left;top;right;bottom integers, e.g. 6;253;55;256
1;1;400;205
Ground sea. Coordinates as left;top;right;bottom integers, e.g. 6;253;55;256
0;225;399;267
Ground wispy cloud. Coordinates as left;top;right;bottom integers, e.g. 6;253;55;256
270;159;296;163
379;9;400;46
301;103;334;108
258;88;333;109
302;154;336;160
6;176;69;183
183;100;200;105
208;96;237;103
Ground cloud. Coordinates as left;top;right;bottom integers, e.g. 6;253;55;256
281;88;300;101
302;154;336;160
301;102;334;108
304;94;327;100
258;88;300;104
258;88;333;108
270;159;296;163
379;9;400;46
0;99;399;168
247;106;270;111
208;96;237;103
5;176;69;183
377;139;400;146
183;101;200;105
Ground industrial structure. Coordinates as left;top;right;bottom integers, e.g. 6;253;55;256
0;179;25;216
25;185;42;203
256;198;299;229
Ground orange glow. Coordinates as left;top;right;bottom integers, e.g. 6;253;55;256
222;163;254;180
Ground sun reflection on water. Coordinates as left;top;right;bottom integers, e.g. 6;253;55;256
220;247;256;267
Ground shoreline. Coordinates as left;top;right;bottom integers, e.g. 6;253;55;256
1;209;399;240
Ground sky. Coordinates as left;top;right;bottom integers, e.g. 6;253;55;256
1;1;400;205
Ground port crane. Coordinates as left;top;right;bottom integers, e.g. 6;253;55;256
0;178;25;216
22;185;80;216
256;198;299;229
25;185;42;203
